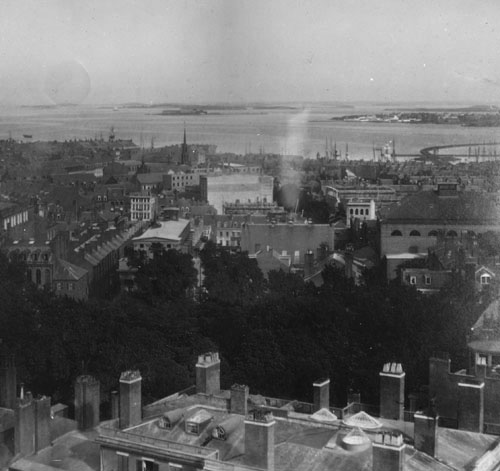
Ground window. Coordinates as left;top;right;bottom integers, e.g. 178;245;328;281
391;230;402;236
56;282;62;290
409;230;421;236
355;209;359;215
36;269;41;285
428;230;438;237
447;230;458;237
425;275;432;285
68;283;74;291
136;459;158;471
481;274;491;285
117;452;129;471
409;276;417;285
186;422;199;434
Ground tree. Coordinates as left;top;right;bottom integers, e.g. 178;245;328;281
132;247;197;304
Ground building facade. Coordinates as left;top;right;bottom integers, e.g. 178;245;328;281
200;174;274;215
130;193;158;222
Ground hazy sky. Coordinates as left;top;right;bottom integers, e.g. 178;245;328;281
1;0;500;105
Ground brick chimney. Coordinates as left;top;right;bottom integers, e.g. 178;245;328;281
457;379;484;432
230;384;249;416
379;363;405;421
34;396;51;452
119;370;142;429
428;354;451;417
414;411;438;458
372;431;405;471
304;250;314;278
196;352;220;395
475;356;487;378
14;394;35;457
244;411;275;471
313;378;330;412
111;390;119;420
0;354;17;409
74;375;100;430
347;390;361;405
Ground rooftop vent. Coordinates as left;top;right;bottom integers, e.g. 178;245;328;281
342;411;382;430
340;427;371;452
211;416;241;441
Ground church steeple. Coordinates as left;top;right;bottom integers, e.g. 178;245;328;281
181;124;189;165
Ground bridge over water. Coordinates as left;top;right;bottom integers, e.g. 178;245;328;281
419;142;500;160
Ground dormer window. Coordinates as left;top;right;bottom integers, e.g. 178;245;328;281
480;274;491;285
185;409;213;435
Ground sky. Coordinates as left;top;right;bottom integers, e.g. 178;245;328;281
1;0;500;105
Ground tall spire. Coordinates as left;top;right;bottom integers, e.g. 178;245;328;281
181;123;188;165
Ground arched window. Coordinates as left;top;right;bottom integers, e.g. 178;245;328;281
428;230;438;237
350;209;354;215
409;230;421;236
355;209;359;215
35;269;41;285
391;230;402;236
447;230;458;237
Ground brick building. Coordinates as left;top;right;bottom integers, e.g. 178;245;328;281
381;184;500;278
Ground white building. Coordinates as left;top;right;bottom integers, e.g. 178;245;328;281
132;219;191;255
200;174;273;214
0;202;28;231
346;199;376;228
129;192;158;222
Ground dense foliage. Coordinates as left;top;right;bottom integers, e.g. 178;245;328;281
0;244;488;410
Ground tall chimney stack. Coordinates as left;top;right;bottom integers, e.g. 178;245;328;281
379;363;405;421
230;384;249;416
414;410;438;458
0;354;17;409
244;411;275;471
196;352;220;395
14;395;35;457
34;396;51;452
457;379;484;432
119;370;142;429
74;375;100;430
372;431;405;471
313;378;330;412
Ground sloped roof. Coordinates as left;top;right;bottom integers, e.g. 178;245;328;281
310;408;338;423
54;259;88;281
342;411;382;429
384;190;499;225
133;219;190;242
137;173;165;184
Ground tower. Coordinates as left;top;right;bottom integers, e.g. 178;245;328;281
181;125;189;165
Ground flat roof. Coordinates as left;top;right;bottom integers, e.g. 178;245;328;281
104;389;498;471
133;219;190;242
